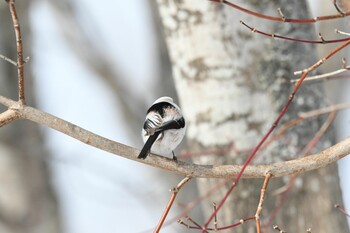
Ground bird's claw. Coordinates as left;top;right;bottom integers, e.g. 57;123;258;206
172;151;178;162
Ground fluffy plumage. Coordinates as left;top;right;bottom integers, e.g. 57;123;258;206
138;97;186;160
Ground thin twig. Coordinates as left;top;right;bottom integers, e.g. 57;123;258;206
143;179;230;233
342;57;347;68
261;102;350;154
277;8;285;21
273;224;286;233
182;101;350;161
333;0;346;16
266;111;336;228
213;216;255;231
334;204;350;217
318;33;326;43
0;54;17;66
178;216;209;232
154;176;191;233
178;216;255;231
240;20;350;44
298;102;350;118
213;202;218;231
203;34;350;233
1;95;350;179
335;29;350;36
256;173;272;233
292;67;350;83
209;0;350;23
187;216;208;232
7;0;25;104
299;110;336;159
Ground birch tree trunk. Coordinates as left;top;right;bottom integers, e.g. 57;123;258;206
0;2;61;232
157;1;349;232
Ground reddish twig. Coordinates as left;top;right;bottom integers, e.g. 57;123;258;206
202;36;350;232
145;179;230;233
6;0;25;104
154;176;191;233
333;0;346;16
178;216;209;232
183;101;350;164
212;216;255;231
209;0;350;23
334;204;350;218
179;216;255;231
265;111;336;228
240;20;350;44
256;173;272;233
257;101;350;162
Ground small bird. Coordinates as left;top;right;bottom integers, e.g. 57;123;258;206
138;96;186;161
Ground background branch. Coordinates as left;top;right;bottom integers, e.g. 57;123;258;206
7;0;25;104
210;0;350;23
154;176;191;233
240;20;350;44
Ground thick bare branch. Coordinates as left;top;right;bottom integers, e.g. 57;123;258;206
1;95;349;179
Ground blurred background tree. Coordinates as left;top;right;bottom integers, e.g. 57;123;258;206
0;0;349;232
156;1;349;232
0;1;60;232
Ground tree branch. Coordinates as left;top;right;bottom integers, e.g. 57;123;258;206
1;95;349;179
154;176;191;233
210;0;350;23
7;0;25;104
0;109;20;127
240;20;350;44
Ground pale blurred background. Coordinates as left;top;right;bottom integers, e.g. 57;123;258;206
0;0;349;232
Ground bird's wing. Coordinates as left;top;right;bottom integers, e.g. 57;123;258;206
155;117;185;132
143;113;163;135
138;131;161;159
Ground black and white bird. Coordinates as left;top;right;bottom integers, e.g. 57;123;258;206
138;96;186;161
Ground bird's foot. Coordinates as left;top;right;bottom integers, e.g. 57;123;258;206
172;151;178;162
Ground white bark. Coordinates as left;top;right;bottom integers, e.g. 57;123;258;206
157;0;349;232
158;1;276;152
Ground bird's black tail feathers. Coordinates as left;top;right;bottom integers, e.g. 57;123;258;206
138;131;161;159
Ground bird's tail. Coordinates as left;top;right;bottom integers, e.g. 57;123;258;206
138;131;161;159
